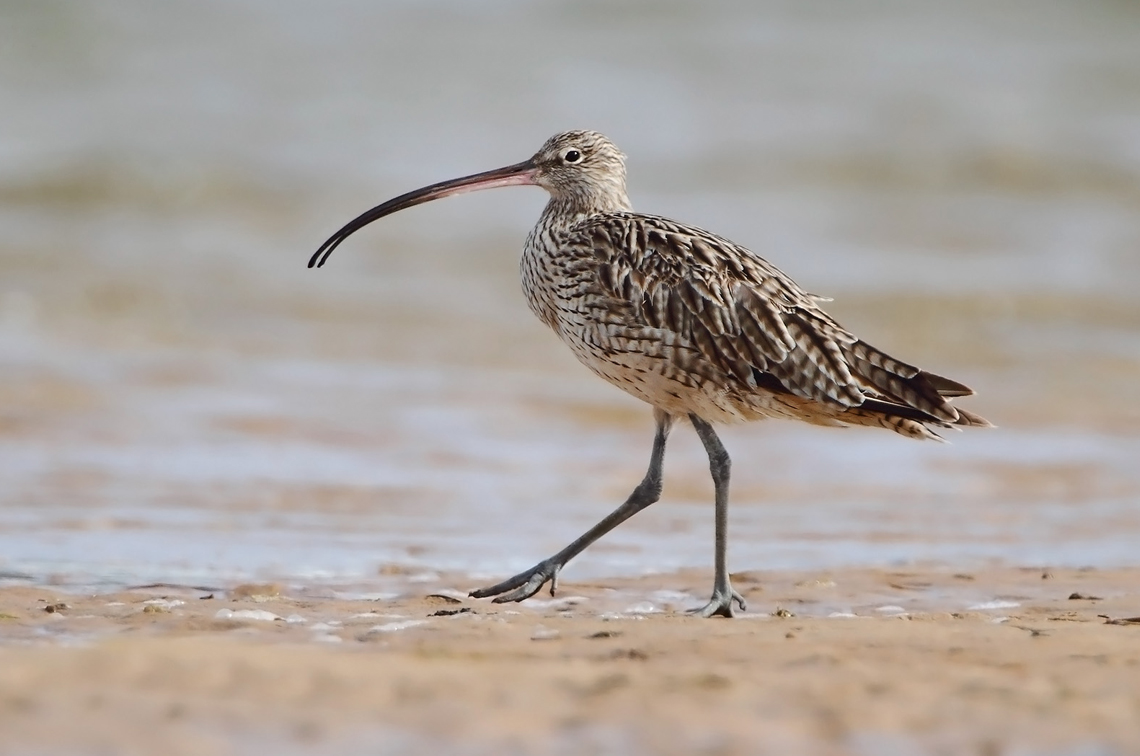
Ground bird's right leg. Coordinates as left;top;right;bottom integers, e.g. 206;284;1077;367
469;409;674;604
688;414;746;618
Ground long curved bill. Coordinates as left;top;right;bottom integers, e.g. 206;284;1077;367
308;158;538;268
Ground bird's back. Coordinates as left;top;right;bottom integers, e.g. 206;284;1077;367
522;210;991;439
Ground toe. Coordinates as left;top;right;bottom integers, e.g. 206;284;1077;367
689;598;735;618
689;585;742;618
471;560;559;601
486;563;559;603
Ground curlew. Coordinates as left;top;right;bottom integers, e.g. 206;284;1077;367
309;130;991;617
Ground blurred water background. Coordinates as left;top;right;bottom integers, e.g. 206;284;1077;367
1;0;1139;590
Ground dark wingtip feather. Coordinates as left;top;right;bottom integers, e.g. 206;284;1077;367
859;397;942;426
920;371;976;398
858;396;993;432
953;407;995;428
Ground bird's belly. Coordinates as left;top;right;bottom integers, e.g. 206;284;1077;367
557;327;756;423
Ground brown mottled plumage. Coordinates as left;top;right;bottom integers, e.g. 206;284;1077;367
310;129;992;617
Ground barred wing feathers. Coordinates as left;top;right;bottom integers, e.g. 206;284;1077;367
563;213;991;438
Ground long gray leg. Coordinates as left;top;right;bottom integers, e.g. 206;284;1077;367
470;409;674;603
688;414;746;618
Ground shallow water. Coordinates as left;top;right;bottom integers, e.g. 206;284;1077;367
2;0;1139;593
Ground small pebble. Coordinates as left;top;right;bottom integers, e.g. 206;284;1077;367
623;602;659;615
531;625;560;641
526;596;589;611
366;620;428;633
429;607;473;617
425;592;464;604
215;608;280;622
588;630;621;639
229;583;282;600
968;600;1020;611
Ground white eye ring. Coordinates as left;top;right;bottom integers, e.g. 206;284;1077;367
563;149;582;163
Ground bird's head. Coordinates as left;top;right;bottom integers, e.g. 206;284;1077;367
529;130;628;206
309;130;628;268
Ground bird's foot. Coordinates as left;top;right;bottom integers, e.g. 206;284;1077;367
689;585;746;618
469;558;561;603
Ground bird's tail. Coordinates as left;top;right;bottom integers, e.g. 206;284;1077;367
840;341;994;441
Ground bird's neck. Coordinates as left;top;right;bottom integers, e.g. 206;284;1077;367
536;190;632;237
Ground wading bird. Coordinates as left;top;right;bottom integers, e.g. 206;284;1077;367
309;130;991;617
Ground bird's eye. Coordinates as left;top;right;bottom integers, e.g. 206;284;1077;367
563;149;582;163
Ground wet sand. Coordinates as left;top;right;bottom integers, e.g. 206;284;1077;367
4;3;1140;754
3;566;1139;755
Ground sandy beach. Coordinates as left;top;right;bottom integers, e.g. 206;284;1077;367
4;2;1140;754
3;566;1139;755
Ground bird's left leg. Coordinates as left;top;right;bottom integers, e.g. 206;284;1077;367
470;409;674;603
688;414;746;618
